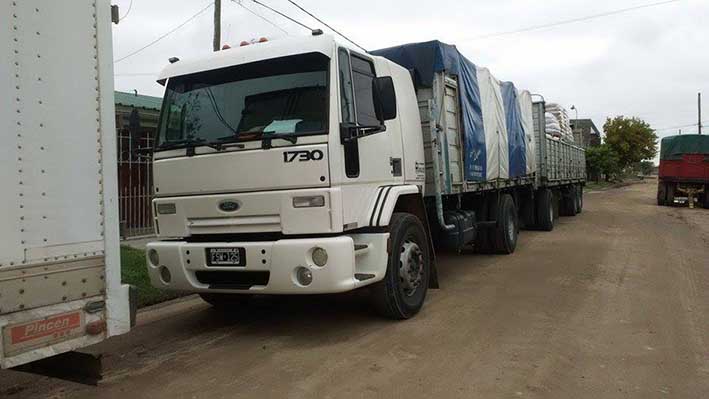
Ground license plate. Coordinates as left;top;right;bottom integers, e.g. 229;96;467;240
3;310;85;357
206;247;246;266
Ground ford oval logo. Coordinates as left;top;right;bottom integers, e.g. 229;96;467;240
218;200;240;212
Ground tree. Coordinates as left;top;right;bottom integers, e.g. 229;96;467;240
586;144;621;182
603;116;658;169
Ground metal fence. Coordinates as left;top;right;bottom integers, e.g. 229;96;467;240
117;128;154;238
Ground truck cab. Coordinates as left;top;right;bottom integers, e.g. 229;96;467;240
147;33;432;318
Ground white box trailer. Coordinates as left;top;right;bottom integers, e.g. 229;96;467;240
0;0;132;370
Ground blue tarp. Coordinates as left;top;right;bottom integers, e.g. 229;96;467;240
501;82;527;178
372;41;487;181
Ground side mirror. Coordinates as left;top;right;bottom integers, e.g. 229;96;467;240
372;76;397;122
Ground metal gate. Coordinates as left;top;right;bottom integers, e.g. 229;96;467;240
117;127;154;238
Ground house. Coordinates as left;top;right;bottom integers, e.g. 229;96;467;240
570;119;602;149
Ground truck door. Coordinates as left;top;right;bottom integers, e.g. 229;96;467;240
337;49;401;228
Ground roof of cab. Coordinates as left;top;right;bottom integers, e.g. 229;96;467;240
157;34;338;84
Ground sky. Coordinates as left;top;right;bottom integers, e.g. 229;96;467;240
111;0;709;145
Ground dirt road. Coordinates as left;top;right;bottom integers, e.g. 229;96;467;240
2;181;708;398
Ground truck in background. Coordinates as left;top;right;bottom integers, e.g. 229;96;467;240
145;34;585;319
0;0;132;372
657;134;709;208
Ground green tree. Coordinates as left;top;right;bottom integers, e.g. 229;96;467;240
603;116;658;168
586;144;621;182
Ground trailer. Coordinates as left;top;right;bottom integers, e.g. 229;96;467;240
657;134;709;208
145;34;585;319
0;0;132;372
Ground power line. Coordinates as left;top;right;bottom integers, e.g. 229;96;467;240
467;0;682;41
114;2;214;64
654;121;709;131
119;0;134;21
248;0;314;32
229;0;289;35
284;0;367;52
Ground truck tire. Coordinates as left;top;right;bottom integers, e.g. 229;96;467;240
474;197;493;254
657;182;666;206
199;293;251;309
577;185;584;213
491;194;518;254
371;213;430;319
704;185;709;209
536;189;554;231
666;183;676;206
560;186;577;216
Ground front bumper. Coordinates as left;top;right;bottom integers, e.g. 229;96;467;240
146;235;388;295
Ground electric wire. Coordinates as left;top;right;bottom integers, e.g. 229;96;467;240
229;0;289;35
467;0;682;40
119;0;134;21
284;0;367;52
114;2;214;64
248;0;314;32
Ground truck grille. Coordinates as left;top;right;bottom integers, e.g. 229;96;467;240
195;271;270;290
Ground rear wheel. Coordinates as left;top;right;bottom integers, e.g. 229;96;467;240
577;185;584;213
560;186;577;216
199;293;251;309
536;189;554;231
491;194;518;254
666;183;676;206
474;197;494;254
371;213;430;319
657;182;666;206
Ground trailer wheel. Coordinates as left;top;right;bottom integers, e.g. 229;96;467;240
371;213;430;319
536;189;554;231
491;194;518;254
474;197;493;254
704;185;709;209
577;185;584;213
657;182;665;206
199;293;251;309
666;183;676;206
560;186;578;216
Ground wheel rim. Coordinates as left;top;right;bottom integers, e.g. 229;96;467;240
398;240;424;297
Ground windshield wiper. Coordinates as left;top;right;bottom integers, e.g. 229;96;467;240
155;137;221;155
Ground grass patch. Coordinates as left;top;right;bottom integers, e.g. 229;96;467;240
585;181;616;191
121;246;183;308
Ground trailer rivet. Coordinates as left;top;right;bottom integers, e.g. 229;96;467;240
62;281;67;286
62;296;67;301
19;289;24;294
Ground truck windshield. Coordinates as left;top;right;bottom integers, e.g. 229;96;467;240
156;52;329;149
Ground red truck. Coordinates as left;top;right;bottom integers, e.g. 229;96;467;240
657;134;709;208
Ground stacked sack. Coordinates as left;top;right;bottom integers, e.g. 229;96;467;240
545;112;562;140
546;103;575;143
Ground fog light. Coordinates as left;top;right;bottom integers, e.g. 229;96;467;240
312;247;328;267
148;249;159;266
295;267;313;286
159;266;172;284
293;195;325;208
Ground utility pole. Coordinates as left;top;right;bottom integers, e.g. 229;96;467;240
213;0;221;51
699;92;703;134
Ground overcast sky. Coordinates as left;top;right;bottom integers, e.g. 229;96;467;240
111;0;708;143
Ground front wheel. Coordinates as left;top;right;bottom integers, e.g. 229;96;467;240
371;213;431;319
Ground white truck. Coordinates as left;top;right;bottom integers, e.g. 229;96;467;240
147;33;585;319
0;0;132;371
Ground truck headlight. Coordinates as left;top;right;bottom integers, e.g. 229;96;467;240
156;203;176;215
293;195;325;208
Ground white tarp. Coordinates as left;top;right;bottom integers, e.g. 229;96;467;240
476;67;509;180
518;90;537;175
